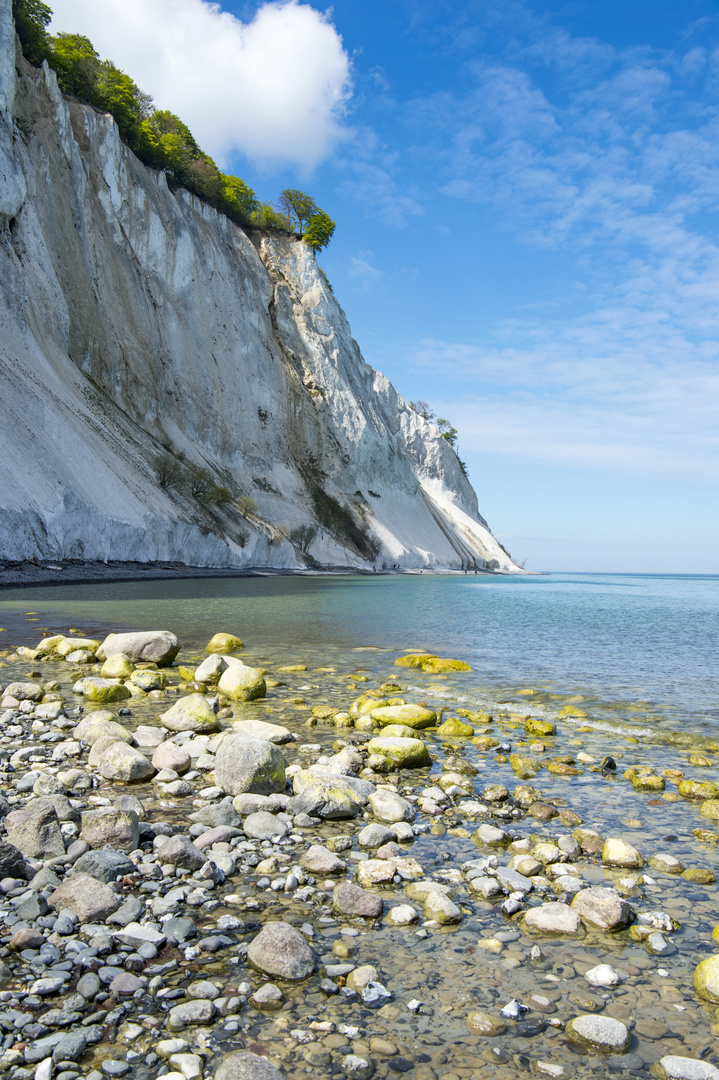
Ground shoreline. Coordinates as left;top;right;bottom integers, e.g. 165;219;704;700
0;559;517;592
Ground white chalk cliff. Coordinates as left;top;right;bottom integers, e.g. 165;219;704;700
0;0;520;572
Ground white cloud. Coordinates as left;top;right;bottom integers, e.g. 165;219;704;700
49;0;351;169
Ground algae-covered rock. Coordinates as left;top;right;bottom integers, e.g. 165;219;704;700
369;789;415;824
436;717;474;738
130;669;166;692
288;770;370;819
394;655;433;669
100;654;135;679
632;773;665;792
218;663;266;702
509;753;540;779
379;724;421;740
679;780;718;800
566;1014;630;1053
423;891;461;923
653;1056;719;1080
465;1011;505;1036
694;955;719;1002
524;717;556;737
700;801;719;821
682;867;715;884
421;657;471;673
160;694;221;734
366;737;431;769
81;678;131;704
370;704;436;729
602;838;645;868
207;633;243;653
559;705;588;718
349;695;393;719
56;637;101;657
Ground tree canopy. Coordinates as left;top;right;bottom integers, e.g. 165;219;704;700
11;1;336;252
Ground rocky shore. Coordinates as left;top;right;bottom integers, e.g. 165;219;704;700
0;627;718;1080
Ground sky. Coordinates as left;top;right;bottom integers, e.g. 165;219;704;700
48;0;719;573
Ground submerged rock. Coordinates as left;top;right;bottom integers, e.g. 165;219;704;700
215;1053;284;1080
566;1014;630;1053
97;631;180;665
370;704;437;729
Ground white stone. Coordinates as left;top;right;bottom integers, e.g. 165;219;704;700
584;964;620;987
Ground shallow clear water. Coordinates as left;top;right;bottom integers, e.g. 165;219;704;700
1;571;717;741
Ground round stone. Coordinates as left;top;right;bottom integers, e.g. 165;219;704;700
566;1014;631;1053
247;922;315;981
694;955;719;1003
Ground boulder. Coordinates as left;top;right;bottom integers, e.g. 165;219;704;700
366;737;431;769
4;802;65;859
214;735;286;796
49;872;119;922
218;663;266;702
301;845;346;875
97;742;155;783
357;824;394;849
97;631;180;666
161;695;221;734
287;772;368;820
131;669;166;691
214;1052;284;1080
153;742;192;774
56;637;100;657
195;654;227;683
566;1014;631;1053
72;848;135;883
370;704;437;729
243;811;290;840
76;719;133;748
0;840;28;880
524;903;582;935
4;681;43;701
424;891;462;924
100;654;135;679
80;678;131;704
156;834;207;870
602;838;644;868
571;887;632;931
694;955;719;1003
232;719;292;744
206;634;244;654
369;789;415;824
81;807;140;853
654;1057;719;1080
247;922;316;981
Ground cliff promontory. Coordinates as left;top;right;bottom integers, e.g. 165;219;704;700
0;0;519;572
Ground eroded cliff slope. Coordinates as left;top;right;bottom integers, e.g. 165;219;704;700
0;1;519;572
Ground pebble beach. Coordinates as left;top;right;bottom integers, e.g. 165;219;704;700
0;620;718;1080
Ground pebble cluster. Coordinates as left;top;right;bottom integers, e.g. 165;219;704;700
0;628;717;1080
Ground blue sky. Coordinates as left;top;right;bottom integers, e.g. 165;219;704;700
51;0;719;572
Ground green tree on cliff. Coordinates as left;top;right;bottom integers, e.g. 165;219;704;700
11;0;51;66
304;210;336;252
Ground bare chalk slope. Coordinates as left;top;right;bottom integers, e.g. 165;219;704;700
0;2;519;572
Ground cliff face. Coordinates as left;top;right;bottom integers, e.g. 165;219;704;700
0;1;519;572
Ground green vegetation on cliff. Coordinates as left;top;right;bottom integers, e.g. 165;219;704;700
11;0;335;249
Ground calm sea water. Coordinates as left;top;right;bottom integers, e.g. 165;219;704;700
1;571;717;742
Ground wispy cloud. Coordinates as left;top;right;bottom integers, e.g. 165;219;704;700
348;251;385;288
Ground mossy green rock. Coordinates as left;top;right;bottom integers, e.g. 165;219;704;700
100;653;135;679
394;654;433;669
694;955;719;1002
700;801;719;820
349;695;399;718
559;705;587;718
421;657;472;673
509;753;540;779
524;717;556;737
81;678;131;704
679;780;718;800
206;633;243;653
367;737;431;769
380;723;421;739
160;694;221;734
682;867;716;884
632;773;665;792
218;662;266;702
370;704;437;729
436;717;474;738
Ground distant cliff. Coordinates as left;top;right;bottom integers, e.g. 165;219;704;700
0;0;520;572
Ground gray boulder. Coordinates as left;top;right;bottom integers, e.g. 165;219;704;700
97;742;155;783
243;811;290;840
96;631;180;666
214;735;286;796
369;789;415;824
332;882;384;919
156;834;207;870
80;807;140;853
4;802;65;859
72;848;135;883
0;840;29;879
49;872;119;922
152;742;192;774
247;922;316;981
161;694;221;734
215;1052;285;1080
301;845;346;875
287;769;373;820
571;887;632;931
